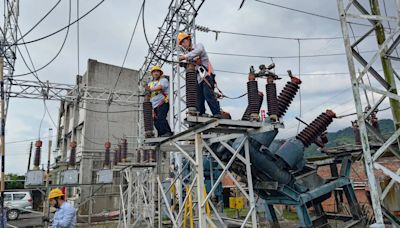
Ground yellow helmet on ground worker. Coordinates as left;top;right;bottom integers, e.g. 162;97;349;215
177;32;191;45
150;65;163;76
48;188;64;199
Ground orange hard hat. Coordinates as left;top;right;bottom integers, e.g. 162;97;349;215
48;188;64;199
177;32;191;45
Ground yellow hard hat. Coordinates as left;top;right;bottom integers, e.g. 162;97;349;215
48;188;64;199
177;32;191;45
150;66;163;76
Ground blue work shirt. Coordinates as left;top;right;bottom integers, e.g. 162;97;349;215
52;202;76;228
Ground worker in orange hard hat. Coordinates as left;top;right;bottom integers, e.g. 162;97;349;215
145;65;173;137
178;32;222;118
44;188;76;227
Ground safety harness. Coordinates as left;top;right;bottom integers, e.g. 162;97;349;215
149;77;169;119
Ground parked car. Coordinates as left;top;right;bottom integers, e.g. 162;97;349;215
4;191;33;220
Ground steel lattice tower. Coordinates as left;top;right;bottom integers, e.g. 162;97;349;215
337;0;400;226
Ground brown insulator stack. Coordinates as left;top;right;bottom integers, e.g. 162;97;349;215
370;112;380;133
186;63;197;114
121;138;128;162
136;149;141;163
266;77;279;121
118;144;122;163
247;77;260;121
242;93;263;121
149;150;156;162
143;95;154;138
104;142;111;168
113;147;120;165
296;110;336;148
277;76;302;118
143;149;149;162
33;140;42;170
69;141;77;167
352;121;361;145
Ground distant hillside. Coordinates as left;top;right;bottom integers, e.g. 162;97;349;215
305;119;395;157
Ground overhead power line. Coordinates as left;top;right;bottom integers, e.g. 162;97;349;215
208;50;376;59
17;0;62;42
6;0;105;47
253;0;374;28
13;0;72;77
196;26;347;41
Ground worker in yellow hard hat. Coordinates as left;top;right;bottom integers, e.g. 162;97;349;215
44;188;76;227
144;65;173;137
177;32;222;118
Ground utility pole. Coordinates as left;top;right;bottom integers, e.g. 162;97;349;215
27;142;33;172
0;57;5;226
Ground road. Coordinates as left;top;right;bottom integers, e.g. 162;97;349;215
7;213;43;228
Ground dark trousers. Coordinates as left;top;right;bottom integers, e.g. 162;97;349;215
154;102;172;136
197;79;221;116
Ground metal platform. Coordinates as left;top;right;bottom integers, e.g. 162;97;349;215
144;116;282;146
140;117;283;228
112;162;157;171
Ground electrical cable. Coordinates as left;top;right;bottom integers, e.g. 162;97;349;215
139;0;189;84
6;0;105;47
110;0;144;92
44;102;58;129
253;0;378;28
105;0;144;142
81;106;140;113
12;0;72;77
196;25;375;41
16;0;62;42
9;1;67;101
336;106;391;119
7;0;71;137
208;50;376;59
81;132;105;145
38;100;47;139
5;135;56;145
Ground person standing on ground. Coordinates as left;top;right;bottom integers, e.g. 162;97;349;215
47;188;76;228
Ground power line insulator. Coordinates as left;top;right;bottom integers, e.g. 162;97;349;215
296;110;336;147
33;140;42;170
186;63;197;114
277;76;302;118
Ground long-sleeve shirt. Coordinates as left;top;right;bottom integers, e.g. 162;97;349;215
183;43;213;82
52;202;76;228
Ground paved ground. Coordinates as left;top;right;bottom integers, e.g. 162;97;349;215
7;213;43;228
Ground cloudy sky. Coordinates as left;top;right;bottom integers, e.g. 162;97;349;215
3;0;400;174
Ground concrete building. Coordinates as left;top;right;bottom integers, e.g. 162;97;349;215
53;59;140;215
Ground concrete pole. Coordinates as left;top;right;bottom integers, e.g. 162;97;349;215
370;0;400;153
